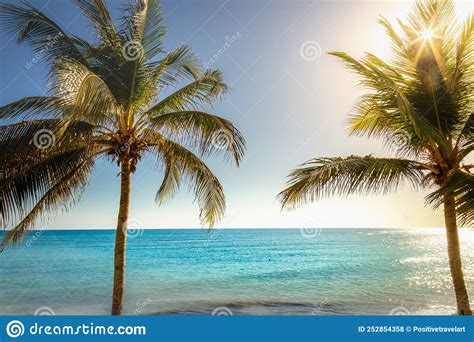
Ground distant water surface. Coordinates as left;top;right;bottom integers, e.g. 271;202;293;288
0;228;473;315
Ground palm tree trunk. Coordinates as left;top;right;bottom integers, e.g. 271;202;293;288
111;158;132;315
444;193;472;315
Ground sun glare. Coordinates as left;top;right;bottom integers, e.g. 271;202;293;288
420;28;434;40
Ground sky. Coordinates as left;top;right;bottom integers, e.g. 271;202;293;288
0;0;472;229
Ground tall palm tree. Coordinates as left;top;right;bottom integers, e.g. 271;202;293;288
278;0;472;315
0;0;245;315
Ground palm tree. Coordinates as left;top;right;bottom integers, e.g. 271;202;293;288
0;0;245;315
278;0;472;315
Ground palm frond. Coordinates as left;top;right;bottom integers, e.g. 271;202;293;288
51;59;120;125
0;119;95;158
0;145;95;228
120;0;165;61
75;0;121;49
426;170;474;227
146;70;228;115
0;1;87;64
330;51;445;148
278;156;426;210
147;111;245;165
454;112;474;147
155;158;181;204
453;12;473;89
151;46;202;87
1;157;95;248
0;96;66;120
144;131;225;227
132;46;201;109
457;140;474;164
377;16;415;77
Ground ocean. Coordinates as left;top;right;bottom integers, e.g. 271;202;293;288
1;228;473;315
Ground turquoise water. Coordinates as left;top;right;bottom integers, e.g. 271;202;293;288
0;229;473;315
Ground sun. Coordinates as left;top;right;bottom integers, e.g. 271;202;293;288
420;28;434;40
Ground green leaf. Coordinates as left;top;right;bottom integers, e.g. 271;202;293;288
279;156;426;210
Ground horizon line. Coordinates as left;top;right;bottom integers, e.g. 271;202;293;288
1;226;461;231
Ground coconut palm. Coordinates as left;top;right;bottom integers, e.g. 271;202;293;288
278;0;472;315
0;0;245;315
